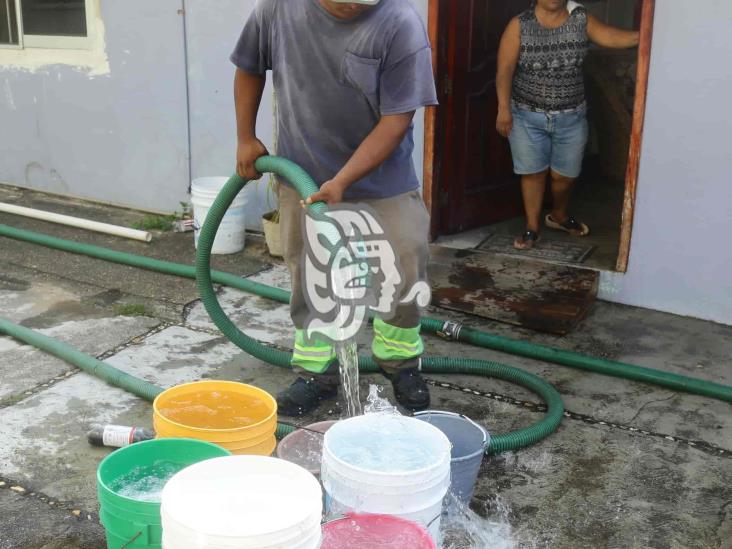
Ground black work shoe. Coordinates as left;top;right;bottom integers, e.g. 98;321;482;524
384;368;430;411
276;377;338;417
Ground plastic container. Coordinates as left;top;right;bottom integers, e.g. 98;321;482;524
97;438;230;548
321;513;436;549
153;381;277;456
160;455;323;549
321;414;451;541
415;411;490;504
191;177;247;254
88;424;155;448
275;420;337;476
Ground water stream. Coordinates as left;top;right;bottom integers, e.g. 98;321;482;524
336;340;361;417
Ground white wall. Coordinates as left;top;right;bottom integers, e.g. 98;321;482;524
185;0;277;230
0;1;190;212
0;0;428;227
599;0;732;325
186;0;429;231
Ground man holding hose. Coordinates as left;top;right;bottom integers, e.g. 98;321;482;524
231;0;438;415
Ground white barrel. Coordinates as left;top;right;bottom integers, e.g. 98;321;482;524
321;414;452;541
161;456;322;549
191;177;247;255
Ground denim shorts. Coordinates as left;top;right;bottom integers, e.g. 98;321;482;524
508;105;589;178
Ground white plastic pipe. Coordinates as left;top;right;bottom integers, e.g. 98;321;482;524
0;203;153;243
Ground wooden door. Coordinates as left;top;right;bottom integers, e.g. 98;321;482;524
434;0;531;235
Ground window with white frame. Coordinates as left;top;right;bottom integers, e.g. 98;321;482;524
1;0;94;49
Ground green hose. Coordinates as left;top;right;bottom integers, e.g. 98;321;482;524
0;314;298;441
194;156;565;454
0;316;163;402
2;195;728;403
0;156;729;456
449;324;732;402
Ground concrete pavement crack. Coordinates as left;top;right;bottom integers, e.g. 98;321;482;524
0;321;169;409
4;259;190;309
626;393;677;424
425;378;732;459
0;475;98;522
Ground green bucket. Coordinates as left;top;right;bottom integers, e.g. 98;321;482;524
97;438;230;549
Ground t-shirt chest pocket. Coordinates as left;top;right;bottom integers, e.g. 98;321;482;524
342;52;382;100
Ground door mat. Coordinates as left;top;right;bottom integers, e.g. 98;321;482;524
477;234;596;265
429;246;599;335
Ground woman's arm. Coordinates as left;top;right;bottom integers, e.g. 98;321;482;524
587;13;640;49
496;17;520;138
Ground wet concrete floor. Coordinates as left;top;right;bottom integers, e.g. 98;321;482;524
0;186;730;548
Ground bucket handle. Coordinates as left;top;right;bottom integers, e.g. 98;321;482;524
427;512;442;529
414;410;491;453
118;531;142;549
118;521;152;548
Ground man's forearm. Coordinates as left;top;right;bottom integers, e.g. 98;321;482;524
234;68;266;141
332;112;414;190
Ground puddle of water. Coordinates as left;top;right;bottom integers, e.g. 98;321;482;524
441;492;515;549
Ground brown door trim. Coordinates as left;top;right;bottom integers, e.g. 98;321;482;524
616;0;656;272
423;0;441;240
424;0;657;271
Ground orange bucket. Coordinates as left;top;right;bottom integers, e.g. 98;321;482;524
153;381;277;456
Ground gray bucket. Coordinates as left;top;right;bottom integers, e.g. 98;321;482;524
414;411;489;504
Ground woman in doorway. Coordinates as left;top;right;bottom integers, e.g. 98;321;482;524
496;0;639;249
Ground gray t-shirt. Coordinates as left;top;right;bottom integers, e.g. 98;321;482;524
231;0;438;199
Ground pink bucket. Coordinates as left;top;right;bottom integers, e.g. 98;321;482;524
275;420;337;476
321;513;436;549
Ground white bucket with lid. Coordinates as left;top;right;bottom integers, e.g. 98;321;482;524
321;414;452;541
160;455;323;549
191;177;247;255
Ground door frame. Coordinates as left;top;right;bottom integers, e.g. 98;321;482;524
422;0;657;273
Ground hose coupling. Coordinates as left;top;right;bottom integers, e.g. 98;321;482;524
437;320;463;341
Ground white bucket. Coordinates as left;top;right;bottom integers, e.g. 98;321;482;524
321;414;452;541
160;455;323;549
191;177;247;255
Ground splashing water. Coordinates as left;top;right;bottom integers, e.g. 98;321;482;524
364;384;399;415
441;492;516;549
110;460;183;503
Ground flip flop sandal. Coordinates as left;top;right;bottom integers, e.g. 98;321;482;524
514;230;540;250
545;214;590;236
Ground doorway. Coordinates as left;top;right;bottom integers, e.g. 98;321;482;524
424;0;655;272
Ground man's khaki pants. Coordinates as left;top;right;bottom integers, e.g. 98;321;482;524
278;183;430;386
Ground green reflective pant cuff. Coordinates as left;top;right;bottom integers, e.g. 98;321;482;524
292;329;335;374
371;317;424;361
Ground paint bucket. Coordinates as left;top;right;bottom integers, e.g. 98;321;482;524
191;177;247;254
275;420;337;476
321;513;436;549
321;414;451;541
153;381;277;456
97;438;230;549
160;455;323;549
415;411;490;504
